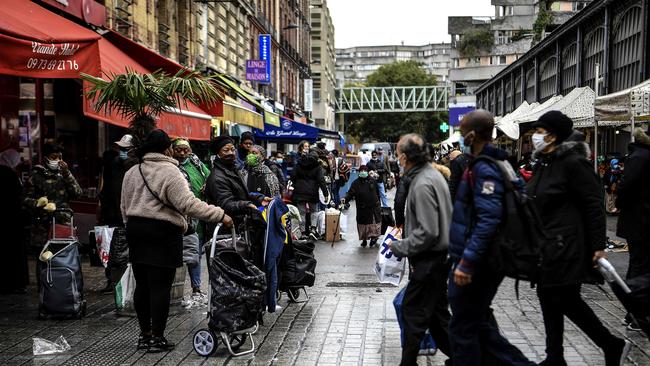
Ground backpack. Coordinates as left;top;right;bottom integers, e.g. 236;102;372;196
469;155;546;283
338;159;350;183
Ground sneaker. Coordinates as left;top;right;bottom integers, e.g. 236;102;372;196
369;238;378;247
309;233;319;241
627;322;642;332
604;339;631;366
146;336;175;353
361;240;367;247
137;333;152;350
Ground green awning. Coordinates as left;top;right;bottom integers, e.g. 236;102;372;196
264;111;280;127
213;74;264;111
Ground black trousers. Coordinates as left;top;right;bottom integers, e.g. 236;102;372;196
537;284;618;363
400;253;452;366
627;239;650;279
132;263;176;336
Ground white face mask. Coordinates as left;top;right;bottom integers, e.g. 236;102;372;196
46;158;60;170
531;133;550;153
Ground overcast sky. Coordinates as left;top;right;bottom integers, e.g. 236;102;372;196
327;0;494;48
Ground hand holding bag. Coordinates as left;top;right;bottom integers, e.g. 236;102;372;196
374;227;406;286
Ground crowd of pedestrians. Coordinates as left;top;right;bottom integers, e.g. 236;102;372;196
2;107;648;364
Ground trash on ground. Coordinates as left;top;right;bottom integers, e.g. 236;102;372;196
33;335;71;355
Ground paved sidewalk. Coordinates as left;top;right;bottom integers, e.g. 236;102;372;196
0;211;648;365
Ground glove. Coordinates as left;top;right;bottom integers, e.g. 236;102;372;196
36;196;48;208
44;202;57;212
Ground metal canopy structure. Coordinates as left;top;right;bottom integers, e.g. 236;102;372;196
335;86;449;113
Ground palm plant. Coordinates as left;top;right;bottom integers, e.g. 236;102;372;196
80;69;223;142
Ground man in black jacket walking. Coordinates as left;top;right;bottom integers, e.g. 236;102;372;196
616;126;650;330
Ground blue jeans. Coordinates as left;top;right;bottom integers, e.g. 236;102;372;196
331;181;342;206
187;240;204;289
377;181;389;207
448;267;535;366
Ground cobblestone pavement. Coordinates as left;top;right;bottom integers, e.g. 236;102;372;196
1;210;648;365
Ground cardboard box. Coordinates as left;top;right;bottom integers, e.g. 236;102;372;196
325;213;342;242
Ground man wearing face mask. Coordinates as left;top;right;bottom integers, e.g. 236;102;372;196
98;135;134;293
24;142;82;256
448;110;536;366
367;150;389;207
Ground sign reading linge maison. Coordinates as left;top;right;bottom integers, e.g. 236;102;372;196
246;60;268;81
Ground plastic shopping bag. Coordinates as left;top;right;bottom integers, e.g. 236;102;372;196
115;264;136;313
182;233;200;265
94;226;114;268
393;285;437;355
33;335;70;355
374;227;406;286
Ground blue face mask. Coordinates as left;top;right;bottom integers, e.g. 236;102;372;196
459;135;472;155
118;150;128;160
276;158;284;164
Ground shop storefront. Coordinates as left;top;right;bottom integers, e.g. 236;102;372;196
253;117;319;154
0;2;219;241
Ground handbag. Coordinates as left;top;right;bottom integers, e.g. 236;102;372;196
139;164;195;235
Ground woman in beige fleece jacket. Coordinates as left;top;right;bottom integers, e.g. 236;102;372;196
121;129;232;353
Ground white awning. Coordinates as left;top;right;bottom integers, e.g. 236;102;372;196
514;87;595;128
594;78;650;123
494;101;536;140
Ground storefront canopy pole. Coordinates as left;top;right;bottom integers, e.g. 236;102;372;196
631;116;636;143
594;63;600;173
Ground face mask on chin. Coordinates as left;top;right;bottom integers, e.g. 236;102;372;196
118;150;129;160
180;157;189;165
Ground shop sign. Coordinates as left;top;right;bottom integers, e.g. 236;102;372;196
304;79;313;112
258;34;271;84
449;106;475;126
245;60;268;81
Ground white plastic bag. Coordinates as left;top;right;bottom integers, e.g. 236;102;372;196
115;264;136;312
94;226;114;268
374;227;406;286
315;210;326;236
33;335;70;355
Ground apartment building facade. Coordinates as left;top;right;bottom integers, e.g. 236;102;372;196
335;43;452;86
310;0;336;130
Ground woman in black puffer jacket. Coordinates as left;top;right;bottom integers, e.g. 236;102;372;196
291;149;328;237
527;111;629;366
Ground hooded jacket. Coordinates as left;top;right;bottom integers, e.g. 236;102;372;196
449;145;513;275
527;141;605;287
391;163;452;259
616;128;650;242
290;152;328;202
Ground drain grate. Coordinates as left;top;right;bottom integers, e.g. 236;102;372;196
326;282;396;288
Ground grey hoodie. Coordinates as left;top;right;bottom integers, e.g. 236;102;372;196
391;163;452;258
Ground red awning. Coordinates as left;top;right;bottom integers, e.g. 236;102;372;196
83;38;213;141
0;0;101;78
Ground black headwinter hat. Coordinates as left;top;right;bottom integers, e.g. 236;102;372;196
211;135;235;154
532;111;573;144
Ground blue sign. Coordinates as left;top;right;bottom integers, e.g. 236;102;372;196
449;106;475;127
246;60;268;81
258;34;271;84
254;117;318;141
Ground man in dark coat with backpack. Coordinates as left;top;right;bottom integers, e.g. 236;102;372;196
448;110;536;366
527;111;630;366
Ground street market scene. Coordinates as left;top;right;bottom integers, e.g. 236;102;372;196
0;0;649;365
